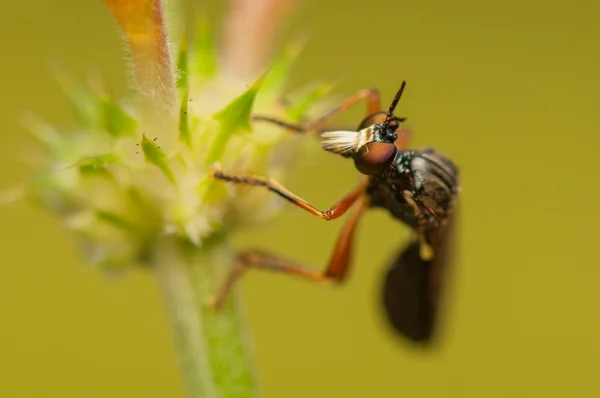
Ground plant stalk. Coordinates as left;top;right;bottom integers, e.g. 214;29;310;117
154;237;260;398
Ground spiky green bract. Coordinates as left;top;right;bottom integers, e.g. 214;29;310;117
141;134;175;184
207;76;265;165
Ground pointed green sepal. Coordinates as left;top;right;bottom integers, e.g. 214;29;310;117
21;114;77;160
100;96;138;137
54;73;99;128
141;135;175;183
286;83;335;121
197;175;227;205
179;86;191;146
95;210;135;232
261;38;306;94
176;31;189;91
76;154;120;173
191;15;217;79
206;74;266;163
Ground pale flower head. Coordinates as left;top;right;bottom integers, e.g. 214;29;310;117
19;0;331;271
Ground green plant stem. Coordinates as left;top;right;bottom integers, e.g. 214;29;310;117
154;237;260;398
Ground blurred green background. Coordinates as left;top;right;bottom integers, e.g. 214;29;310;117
2;0;600;397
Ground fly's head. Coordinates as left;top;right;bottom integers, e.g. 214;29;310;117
321;82;408;176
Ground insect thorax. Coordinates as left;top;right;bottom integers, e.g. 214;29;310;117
366;148;459;231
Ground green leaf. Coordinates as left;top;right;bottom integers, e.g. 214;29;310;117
176;31;189;91
261;38;305;94
77;154;120;173
54;73;99;128
191;15;217;79
95;210;135;232
197;176;226;205
21;114;77;159
179;86;191;146
141;134;175;183
100;96;138;137
286;83;334;122
206;75;266;164
27;172;79;214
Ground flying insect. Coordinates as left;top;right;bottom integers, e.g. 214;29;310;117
208;82;460;343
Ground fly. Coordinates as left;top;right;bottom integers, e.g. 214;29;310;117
207;81;460;344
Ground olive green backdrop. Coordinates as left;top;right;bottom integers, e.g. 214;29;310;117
2;0;599;397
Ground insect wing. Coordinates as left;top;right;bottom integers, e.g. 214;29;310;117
380;209;458;344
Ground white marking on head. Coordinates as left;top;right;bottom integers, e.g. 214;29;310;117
320;131;360;155
320;126;375;156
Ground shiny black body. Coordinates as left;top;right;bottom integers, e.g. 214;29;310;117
325;83;460;344
366;146;458;344
356;109;459;344
366;148;459;245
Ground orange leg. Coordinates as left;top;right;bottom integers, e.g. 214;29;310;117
252;88;381;134
212;168;367;221
206;196;370;309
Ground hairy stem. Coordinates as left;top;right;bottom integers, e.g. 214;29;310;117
154;237;260;398
102;0;178;149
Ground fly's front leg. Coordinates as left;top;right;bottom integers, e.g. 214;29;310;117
212;166;367;221
252;88;381;135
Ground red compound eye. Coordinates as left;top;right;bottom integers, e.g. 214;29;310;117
354;141;397;175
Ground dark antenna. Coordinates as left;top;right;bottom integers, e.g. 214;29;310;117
381;81;407;132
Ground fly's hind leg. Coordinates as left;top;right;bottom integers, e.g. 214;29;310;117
206;196;369;310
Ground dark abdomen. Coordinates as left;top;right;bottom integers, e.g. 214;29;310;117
411;148;459;226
